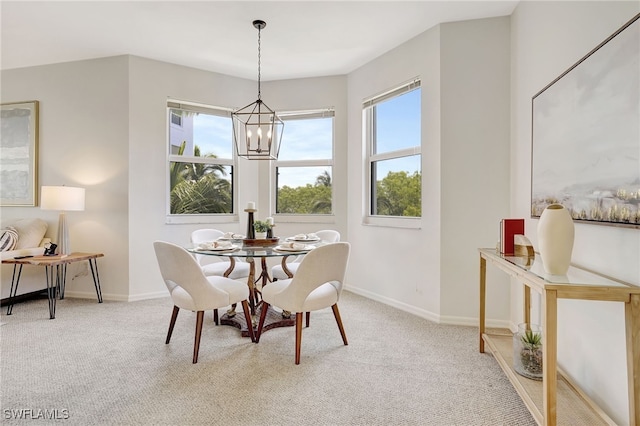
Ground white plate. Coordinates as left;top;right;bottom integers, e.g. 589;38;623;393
286;237;320;242
218;235;245;241
274;245;313;252
196;246;239;253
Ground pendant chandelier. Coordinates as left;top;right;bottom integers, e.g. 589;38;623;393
232;20;284;160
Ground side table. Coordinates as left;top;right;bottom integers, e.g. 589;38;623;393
3;252;104;319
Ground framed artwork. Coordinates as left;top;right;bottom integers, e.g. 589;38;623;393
531;14;639;228
1;101;39;206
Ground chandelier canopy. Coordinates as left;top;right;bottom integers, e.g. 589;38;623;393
231;20;284;160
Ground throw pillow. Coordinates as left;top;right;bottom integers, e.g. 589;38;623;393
0;227;19;251
11;218;48;249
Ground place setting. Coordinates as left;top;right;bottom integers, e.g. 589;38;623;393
274;241;315;253
218;232;245;241
285;233;321;243
195;240;239;253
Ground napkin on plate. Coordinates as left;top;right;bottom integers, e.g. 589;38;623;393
223;232;244;239
281;242;306;250
199;240;233;250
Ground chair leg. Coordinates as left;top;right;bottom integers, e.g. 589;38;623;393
256;301;269;343
241;300;256;343
295;312;303;364
305;311;311;327
166;305;180;344
213;308;219;325
193;311;205;364
331;304;348;345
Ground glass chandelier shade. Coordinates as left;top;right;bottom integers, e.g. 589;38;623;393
232;19;284;160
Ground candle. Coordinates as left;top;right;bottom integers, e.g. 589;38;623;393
266;217;274;225
247;201;255;210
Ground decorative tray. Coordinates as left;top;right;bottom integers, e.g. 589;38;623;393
242;237;280;248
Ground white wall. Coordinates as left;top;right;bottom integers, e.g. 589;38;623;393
1;56;129;300
511;2;640;423
346;17;512;324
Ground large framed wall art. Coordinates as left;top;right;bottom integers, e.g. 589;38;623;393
531;14;640;228
1;101;39;206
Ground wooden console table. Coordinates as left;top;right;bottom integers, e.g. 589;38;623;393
479;248;639;426
3;252;104;319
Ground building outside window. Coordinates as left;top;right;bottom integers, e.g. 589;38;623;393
364;80;421;219
273;110;334;215
167;101;235;216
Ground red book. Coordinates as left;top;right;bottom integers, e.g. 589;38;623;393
500;219;525;255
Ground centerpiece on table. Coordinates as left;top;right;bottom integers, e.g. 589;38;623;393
243;217;279;247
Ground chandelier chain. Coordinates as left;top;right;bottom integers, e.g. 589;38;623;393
257;25;262;100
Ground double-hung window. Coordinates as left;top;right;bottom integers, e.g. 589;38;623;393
273;109;334;216
364;80;421;224
167;101;236;221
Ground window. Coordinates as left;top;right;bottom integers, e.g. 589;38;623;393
364;80;421;219
167;101;235;217
273;110;334;215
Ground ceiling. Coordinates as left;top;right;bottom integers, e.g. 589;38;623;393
1;1;519;81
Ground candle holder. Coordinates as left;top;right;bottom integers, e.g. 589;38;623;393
244;208;257;239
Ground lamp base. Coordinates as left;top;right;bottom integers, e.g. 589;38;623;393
57;212;70;255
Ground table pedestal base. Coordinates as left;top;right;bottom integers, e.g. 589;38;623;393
220;305;295;338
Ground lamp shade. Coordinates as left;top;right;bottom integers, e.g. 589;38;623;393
40;186;85;211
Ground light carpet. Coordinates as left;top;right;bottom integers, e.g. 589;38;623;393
1;291;536;425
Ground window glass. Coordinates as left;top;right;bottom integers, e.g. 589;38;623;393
274;112;334;215
168;102;235;215
365;82;421;219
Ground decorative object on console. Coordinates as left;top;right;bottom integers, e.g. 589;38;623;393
513;323;543;381
537;203;574;275
231;20;284;160
40;185;85;255
499;218;524;255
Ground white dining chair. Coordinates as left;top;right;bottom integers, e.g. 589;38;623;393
191;229;251;280
153;241;255;363
270;229;341;280
256;242;351;364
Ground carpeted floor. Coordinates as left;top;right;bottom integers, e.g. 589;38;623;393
1;291;536;425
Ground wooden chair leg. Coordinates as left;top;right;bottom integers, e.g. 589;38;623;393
166;305;179;344
332;304;348;345
213;308;219;325
241;300;256;343
256;301;269;343
193;310;205;363
295;312;303;364
305;311;311;327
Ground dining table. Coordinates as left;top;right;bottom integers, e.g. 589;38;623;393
188;237;320;338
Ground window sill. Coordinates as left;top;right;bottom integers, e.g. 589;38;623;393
362;216;421;229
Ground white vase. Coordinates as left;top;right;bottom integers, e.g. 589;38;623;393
537;204;574;275
255;232;266;239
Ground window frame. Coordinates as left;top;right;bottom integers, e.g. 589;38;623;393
166;100;239;225
363;79;422;229
270;109;336;223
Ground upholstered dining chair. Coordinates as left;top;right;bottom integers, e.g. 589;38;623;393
153;241;255;363
257;242;350;364
270;229;341;281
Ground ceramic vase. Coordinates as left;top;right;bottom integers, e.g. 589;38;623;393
537;203;574;275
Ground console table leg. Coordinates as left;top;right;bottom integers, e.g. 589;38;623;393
44;265;58;319
6;264;23;315
88;258;103;303
625;293;640;425
543;289;558;426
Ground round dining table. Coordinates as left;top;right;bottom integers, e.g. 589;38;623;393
188;241;317;338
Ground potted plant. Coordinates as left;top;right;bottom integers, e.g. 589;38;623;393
253;220;271;239
513;323;543;380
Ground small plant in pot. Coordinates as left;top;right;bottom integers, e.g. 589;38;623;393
513;324;543;380
253;220;272;238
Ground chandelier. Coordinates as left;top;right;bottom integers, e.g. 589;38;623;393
232;20;284;160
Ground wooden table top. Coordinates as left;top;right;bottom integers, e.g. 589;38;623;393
2;252;104;265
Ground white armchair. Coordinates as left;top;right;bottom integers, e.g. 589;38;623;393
270;230;340;281
257;242;350;364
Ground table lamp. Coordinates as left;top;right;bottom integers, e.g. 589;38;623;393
40;185;85;255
